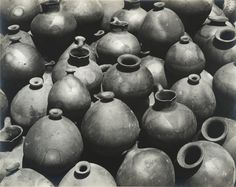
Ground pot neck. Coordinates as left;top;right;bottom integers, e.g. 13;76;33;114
117;54;141;72
208;16;229;26
201;117;228;144
49;109;63;120
41;1;60;13
29;77;44;90
7;25;20;35
153;2;165;11
74;161;91;179
187;74;200;85
110;17;128;32
153;90;177;110
68;47;90;67
124;0;141;9
214;28;236;47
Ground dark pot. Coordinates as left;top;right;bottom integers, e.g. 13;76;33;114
112;0;147;37
0;0;40;32
213;62;236;119
171;74;216;128
165;36;206;85
96;17;141;65
223;0;236;23
204;28;236;74
10;77;52;131
139;2;185;57
23;108;84;176
116;143;175;186
176;141;235;187
141;90;197;156
158;0;213;35
81;92;140;157
31;1;77;61
59;161;116;187
49;69;91;122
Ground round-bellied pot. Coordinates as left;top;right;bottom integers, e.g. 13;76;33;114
171;74;216;127
81;92;140;157
112;0;147;37
141;89;197;156
23;108;84;176
31;1;77;60
223;0;236;23
59;161;116;187
116;144;175;186
0;89;8;128
200;70;214;88
139;2;185;57
96;17;141;65
176;141;235;187
165;36;206;85
213;62;236;119
10;77;52;132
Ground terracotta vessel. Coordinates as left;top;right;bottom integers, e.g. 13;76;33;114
176;141;235;187
165;36;206;85
171;74;216;126
59;161;116;187
116;144;175;186
81;92;140;157
139;2;185;57
48;69;91;122
112;0;147;37
23;108;84;175
10;77;51;131
141;90;197;155
96;17;141;65
213;62;236;119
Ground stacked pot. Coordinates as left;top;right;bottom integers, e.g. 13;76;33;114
0;0;236;186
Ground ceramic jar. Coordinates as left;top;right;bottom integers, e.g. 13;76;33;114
141;90;197;155
96;17;141;65
81;92;140;157
139;2;185;57
31;1;77;60
59;161;116;187
23;108;84;175
10;77;51;131
0;89;8;128
48;69;91;122
112;0;147;37
171;74;216;126
116;144;175;186
213;62;236;119
165;36;206;85
176;141;235;187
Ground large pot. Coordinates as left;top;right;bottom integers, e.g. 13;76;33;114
223;0;236;23
0;89;8;128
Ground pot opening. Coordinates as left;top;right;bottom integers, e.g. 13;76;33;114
29;77;43;89
208;15;228;25
7;25;20;34
74;161;91;178
153;2;165;11
216;29;236;43
70;48;89;58
180;36;190;44
110;17;128;31
155;90;176;102
99;92;115;102
188;74;200;85
185;145;202;165
118;54;141;70
49;109;63;120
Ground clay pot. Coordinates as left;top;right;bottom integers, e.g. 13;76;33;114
0;36;45;100
139;2;185;57
48;69;91;122
43;61;56;87
96;17;141;65
204;28;236;74
52;38;103;94
171;74;216;127
200;70;214;88
0;164;54;187
213;62;236;119
31;1;77;60
112;0;147;37
59;161;116;187
140;50;168;88
81;92;140;157
200;117;236;165
176;141;235;187
165;35;206;85
141;90;197;155
223;0;236;23
10;77;51;131
23;108;84;175
90;30;106;60
116;144;175;186
60;0;104;35
0;0;40;32
158;0;213;35
0;89;8;128
99;0;124;31
194;15;234;51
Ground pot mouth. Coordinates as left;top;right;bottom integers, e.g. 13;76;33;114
29;77;44;89
155;89;176;103
49;108;63;120
74;161;91;178
41;0;60;12
7;25;20;35
177;142;204;169
153;2;165;11
180;36;190;44
208;15;228;24
201;117;228;143
65;67;76;75
110;17;129;31
74;36;86;47
94;30;105;38
117;54;141;69
9;36;21;43
188;74;200;85
69;47;90;60
215;28;236;43
139;50;151;58
98;91;115;102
